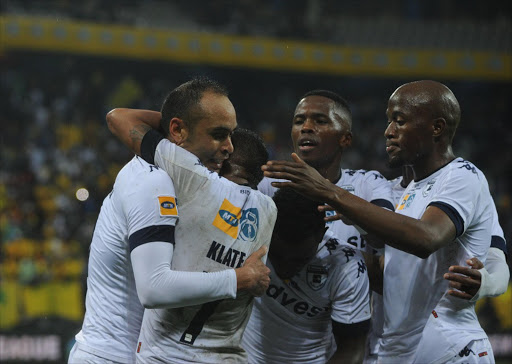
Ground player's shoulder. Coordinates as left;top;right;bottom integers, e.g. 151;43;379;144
340;168;386;183
447;158;486;179
115;156;174;190
318;231;363;265
251;188;278;213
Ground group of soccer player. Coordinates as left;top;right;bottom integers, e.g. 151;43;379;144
68;77;509;364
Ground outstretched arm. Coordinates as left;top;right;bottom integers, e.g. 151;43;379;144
106;108;162;156
444;247;509;301
262;153;456;259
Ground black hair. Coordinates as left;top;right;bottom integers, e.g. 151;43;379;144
302;89;352;129
272;187;326;243
160;76;228;136
227;128;269;189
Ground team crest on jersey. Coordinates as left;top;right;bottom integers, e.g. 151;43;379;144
212;199;242;238
423;179;436;197
397;193;415;211
239;208;259;241
306;265;328;290
158;196;178;216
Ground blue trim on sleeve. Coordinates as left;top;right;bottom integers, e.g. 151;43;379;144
370;198;395;211
141;129;164;165
129;225;175;252
428;201;464;238
491;235;508;259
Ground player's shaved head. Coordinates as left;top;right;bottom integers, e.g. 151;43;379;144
391;80;461;142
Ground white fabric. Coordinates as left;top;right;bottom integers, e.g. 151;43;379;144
364;176;405;364
242;230;371;364
381;158;493;363
258;168;393;253
412;336;495;364
259;169;390;363
471;248;509;302
68;342;124;364
131;242;236;308
136;140;277;364
73;156;178;363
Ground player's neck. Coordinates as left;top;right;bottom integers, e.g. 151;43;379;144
412;151;455;182
312;161;341;183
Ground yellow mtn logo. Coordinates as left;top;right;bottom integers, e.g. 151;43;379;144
212;199;242;238
158;196;178;216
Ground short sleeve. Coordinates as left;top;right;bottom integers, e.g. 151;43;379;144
428;162;487;237
121;165;178;238
365;170;394;211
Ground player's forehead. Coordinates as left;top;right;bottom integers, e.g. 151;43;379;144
197;91;237;130
294;95;336;116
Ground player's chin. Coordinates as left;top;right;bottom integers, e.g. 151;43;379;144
387;155;404;169
295;150;317;163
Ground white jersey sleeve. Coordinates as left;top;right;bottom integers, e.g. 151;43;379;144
74;156;178;363
121;158;179;249
131;242;236;308
362;170;395;210
428;161;490;241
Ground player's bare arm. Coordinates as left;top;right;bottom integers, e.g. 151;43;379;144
362;252;383;295
235;246;271;296
329;320;369;364
263;153;456;259
106;108;161;156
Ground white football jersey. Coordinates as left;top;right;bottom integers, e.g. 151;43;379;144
380;158;493;363
364;176;408;364
136;138;277;364
73;156;178;363
258;168;393;253
242;230;371;364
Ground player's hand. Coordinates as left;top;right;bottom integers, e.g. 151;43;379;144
262;153;338;203
235;246;270;296
444;258;484;300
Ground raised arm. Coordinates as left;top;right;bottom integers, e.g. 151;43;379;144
106;108;162;156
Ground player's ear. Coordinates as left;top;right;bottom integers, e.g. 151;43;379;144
432;117;446;141
169;117;188;145
339;131;352;148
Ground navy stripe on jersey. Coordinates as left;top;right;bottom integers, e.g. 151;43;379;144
141;129;164;165
370;198;394;211
428;201;464;238
491;235;508;258
129;225;175;252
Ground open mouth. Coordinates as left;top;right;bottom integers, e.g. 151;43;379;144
298;139;318;151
